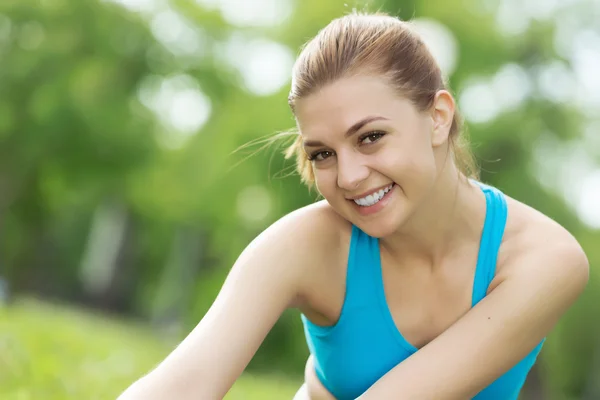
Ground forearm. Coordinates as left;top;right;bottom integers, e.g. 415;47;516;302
118;376;156;400
117;374;220;400
355;361;472;400
118;377;149;400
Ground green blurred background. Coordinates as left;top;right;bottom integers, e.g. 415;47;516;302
0;0;599;398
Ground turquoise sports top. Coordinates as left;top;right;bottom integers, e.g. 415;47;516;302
301;183;544;399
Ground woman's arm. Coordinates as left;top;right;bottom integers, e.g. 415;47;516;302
118;207;327;400
359;224;589;400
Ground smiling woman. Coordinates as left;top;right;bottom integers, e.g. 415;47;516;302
117;11;589;400
284;16;478;192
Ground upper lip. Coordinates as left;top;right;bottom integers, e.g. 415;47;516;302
346;183;394;200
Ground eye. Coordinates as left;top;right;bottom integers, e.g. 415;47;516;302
308;150;335;162
359;131;386;145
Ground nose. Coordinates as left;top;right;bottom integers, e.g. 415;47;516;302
336;152;369;191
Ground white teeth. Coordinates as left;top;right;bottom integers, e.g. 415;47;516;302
353;184;394;207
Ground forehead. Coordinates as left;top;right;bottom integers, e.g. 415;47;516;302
294;75;413;136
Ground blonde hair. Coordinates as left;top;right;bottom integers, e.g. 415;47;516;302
283;11;478;187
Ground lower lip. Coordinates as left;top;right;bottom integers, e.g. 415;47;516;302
350;184;396;216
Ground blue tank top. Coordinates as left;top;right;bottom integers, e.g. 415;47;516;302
301;183;544;399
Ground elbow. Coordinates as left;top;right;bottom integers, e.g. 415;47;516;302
570;242;590;293
557;239;590;304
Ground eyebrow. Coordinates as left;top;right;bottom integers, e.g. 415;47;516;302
302;115;389;148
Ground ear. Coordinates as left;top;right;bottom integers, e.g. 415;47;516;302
430;90;455;147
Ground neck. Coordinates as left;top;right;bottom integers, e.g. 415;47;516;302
380;161;486;267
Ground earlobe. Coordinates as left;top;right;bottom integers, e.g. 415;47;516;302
430;90;455;147
431;125;449;147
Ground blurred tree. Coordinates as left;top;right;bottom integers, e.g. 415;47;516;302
0;0;160;300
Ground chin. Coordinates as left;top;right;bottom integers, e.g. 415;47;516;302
358;199;413;239
343;202;407;238
354;217;403;239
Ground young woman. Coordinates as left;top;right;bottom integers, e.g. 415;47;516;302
118;12;589;400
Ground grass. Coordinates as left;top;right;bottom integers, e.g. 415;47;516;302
0;297;301;399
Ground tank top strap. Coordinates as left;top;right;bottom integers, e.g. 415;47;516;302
471;182;508;306
342;224;382;309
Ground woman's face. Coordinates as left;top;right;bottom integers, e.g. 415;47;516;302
294;75;454;238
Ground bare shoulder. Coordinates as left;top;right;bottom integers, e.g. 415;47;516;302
255;200;351;306
495;193;589;287
263;199;349;257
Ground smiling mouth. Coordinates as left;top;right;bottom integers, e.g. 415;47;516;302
351;183;395;207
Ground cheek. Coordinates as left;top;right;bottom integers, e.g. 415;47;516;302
314;168;338;197
379;145;434;176
377;143;438;195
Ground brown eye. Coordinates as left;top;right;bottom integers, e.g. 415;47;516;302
360;131;385;145
309;150;334;162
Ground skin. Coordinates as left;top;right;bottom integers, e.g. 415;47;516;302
117;75;589;400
